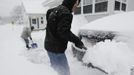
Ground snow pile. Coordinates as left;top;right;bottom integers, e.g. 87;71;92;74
21;49;50;65
0;24;107;75
71;15;88;34
83;40;134;75
80;11;134;32
80;12;134;75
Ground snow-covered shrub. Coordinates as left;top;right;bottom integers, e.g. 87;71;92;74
79;30;115;43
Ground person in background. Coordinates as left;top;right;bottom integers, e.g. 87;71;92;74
44;0;87;75
21;26;34;49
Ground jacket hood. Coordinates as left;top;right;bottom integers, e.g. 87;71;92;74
62;0;77;12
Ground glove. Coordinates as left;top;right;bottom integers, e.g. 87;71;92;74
82;45;87;50
75;42;87;50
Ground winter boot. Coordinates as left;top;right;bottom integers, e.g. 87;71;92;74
26;44;31;49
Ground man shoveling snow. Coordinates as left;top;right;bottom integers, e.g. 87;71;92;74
21;26;37;49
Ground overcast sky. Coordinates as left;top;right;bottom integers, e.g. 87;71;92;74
0;0;134;17
0;0;21;17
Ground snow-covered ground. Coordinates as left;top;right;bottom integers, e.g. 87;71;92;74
1;11;134;75
0;24;106;75
0;24;58;75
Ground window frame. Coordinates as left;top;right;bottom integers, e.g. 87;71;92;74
114;0;127;11
83;0;93;14
114;1;121;11
32;19;37;24
121;3;126;11
95;1;108;13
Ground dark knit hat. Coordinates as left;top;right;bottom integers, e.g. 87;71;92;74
62;0;81;12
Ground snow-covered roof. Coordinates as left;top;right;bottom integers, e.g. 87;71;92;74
43;0;63;8
80;11;134;32
22;0;49;14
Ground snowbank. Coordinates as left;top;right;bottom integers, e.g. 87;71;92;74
80;11;134;32
71;15;88;34
80;11;134;75
83;40;134;75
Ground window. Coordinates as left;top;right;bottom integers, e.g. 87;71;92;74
114;1;121;10
83;5;92;13
41;21;44;24
83;0;93;14
41;17;43;19
40;17;44;24
32;19;36;24
122;3;126;11
41;17;43;20
95;1;108;12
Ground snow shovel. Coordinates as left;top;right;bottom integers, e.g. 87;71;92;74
72;44;87;52
73;44;108;74
31;40;38;49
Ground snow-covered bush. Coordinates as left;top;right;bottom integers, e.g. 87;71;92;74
79;30;115;43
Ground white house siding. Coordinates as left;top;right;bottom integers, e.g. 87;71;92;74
74;0;128;25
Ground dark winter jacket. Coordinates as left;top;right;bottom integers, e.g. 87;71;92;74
44;5;84;53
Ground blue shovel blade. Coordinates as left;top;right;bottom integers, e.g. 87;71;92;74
31;43;38;48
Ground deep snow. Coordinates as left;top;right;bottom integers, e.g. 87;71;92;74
0;24;106;75
81;11;134;75
83;40;134;75
1;11;134;75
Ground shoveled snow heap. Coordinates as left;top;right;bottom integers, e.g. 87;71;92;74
82;11;134;75
83;40;134;75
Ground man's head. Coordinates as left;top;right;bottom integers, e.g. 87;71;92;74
62;0;81;12
72;0;81;12
31;26;34;31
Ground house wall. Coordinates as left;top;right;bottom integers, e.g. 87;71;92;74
26;14;46;30
75;0;127;23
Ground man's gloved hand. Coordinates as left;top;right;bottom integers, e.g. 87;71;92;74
75;43;87;50
82;45;87;50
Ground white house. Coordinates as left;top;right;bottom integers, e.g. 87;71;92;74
43;0;128;22
74;0;128;22
22;0;49;30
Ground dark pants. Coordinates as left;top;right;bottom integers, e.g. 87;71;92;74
47;51;70;75
23;38;29;48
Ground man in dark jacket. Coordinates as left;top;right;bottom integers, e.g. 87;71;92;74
44;0;87;75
